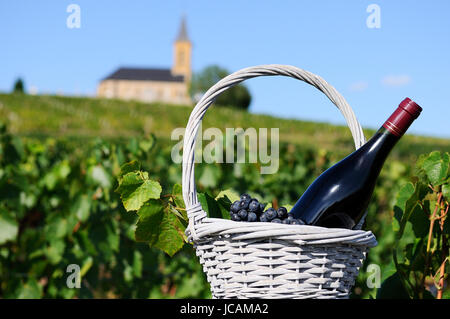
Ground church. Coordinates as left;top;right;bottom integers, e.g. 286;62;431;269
97;17;192;105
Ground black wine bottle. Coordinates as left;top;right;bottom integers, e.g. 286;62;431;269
289;98;422;229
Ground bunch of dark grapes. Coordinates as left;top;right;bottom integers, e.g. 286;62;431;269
230;194;305;225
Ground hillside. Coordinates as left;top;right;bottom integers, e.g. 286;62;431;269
0;93;448;159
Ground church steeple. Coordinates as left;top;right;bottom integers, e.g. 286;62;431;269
172;15;192;82
176;15;189;42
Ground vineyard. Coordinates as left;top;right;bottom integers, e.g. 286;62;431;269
0;93;449;298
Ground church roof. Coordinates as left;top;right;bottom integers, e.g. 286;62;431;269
176;16;190;42
103;67;184;82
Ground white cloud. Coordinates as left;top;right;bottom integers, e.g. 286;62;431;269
381;75;411;87
349;81;369;92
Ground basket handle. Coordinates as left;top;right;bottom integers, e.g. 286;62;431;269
182;64;366;228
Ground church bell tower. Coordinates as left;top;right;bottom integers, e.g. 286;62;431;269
172;16;192;82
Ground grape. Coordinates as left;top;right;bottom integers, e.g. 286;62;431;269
265;208;277;221
248;199;260;212
230;200;240;213
277;207;288;219
231;213;241;221
259;203;266;212
247;212;257;222
238;209;248;220
259;212;268;222
238;199;249;210
291;219;305;225
228;193;307;226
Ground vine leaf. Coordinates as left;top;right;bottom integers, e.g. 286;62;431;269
392;181;429;239
281;203;294;211
119;160;140;177
116;171;162;212
71;194;91;222
421;151;449;186
215;189;240;219
199;192;230;219
215;189;240;204
172;184;186;209
392;182;415;234
171;184;188;222
376;272;410;299
442;184;450;201
16;279;42;299
0;208;19;245
135;200;186;256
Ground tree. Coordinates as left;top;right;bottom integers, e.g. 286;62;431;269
189;65;251;110
13;78;25;94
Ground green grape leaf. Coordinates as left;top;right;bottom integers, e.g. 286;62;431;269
215;198;232;220
281;203;294;211
119;160;140;178
392;182;415;234
88;219;119;260
407;203;429;238
44;216;71;240
215;189;241;219
135;200;186;257
132;250;143;278
45;239;66;265
88;165;112;189
172;183;186;209
80;256;93;277
139;134;156;152
376;272;410;299
391;180;430;275
75;230;97;256
0;208;18;245
215;189;240;204
16;279;42;299
42;160;71;190
71;194;91;222
135;200;164;243
442;184;450;201
198;192;223;219
116;172;162;211
422;151;449;186
443;288;450;299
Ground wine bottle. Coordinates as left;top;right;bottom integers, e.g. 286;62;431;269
289;98;422;229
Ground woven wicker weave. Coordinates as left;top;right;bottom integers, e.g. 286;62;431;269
181;65;377;299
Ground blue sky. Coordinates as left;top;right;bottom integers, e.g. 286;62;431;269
1;1;449;138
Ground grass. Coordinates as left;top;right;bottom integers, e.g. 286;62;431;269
0;92;448;160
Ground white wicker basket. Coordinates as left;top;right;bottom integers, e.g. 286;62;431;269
182;65;377;299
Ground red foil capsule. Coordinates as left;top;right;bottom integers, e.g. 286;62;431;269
383;98;422;136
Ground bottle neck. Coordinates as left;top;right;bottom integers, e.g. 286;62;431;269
382;98;422;137
363;126;399;164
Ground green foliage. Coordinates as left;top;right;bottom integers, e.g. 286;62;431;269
376;151;449;299
13;78;25;94
190;65;251;110
116;171;162;211
0;208;18;245
1;93;448;161
1;109;449;299
114;160;190;257
0;123;210;298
